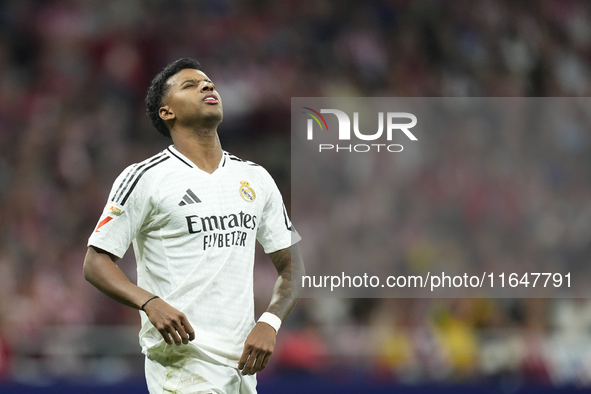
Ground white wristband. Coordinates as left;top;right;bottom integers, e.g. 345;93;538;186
257;312;282;333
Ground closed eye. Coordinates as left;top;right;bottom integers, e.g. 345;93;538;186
181;79;215;89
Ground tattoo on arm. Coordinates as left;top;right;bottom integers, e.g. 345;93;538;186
267;244;305;321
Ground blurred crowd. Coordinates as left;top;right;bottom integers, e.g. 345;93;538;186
0;0;590;386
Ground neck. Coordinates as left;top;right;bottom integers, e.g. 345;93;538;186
171;126;223;174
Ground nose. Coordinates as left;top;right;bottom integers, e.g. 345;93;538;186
201;80;214;92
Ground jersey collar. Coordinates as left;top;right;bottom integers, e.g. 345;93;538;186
167;145;227;170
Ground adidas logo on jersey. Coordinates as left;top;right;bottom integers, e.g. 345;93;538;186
179;189;202;206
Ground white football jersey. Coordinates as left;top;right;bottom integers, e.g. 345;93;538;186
88;145;300;366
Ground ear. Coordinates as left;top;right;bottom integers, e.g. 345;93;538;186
159;106;175;121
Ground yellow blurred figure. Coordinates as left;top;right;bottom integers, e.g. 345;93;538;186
378;329;415;370
434;311;478;375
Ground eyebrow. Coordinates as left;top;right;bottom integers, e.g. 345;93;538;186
180;78;212;86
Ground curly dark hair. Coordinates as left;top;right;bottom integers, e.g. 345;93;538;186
145;58;202;138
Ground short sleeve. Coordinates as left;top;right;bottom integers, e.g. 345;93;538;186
256;169;301;254
87;164;154;259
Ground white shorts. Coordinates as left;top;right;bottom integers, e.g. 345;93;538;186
144;343;257;394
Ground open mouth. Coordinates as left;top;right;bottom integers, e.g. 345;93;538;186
203;95;219;104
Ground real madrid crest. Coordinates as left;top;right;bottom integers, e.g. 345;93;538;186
239;180;256;202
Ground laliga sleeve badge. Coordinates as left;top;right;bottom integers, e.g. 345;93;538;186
239;180;256;202
108;205;123;215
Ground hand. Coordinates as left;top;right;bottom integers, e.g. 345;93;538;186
143;297;195;346
238;322;276;375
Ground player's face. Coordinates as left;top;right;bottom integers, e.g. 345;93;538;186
161;68;223;127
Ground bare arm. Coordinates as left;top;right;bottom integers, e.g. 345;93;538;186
83;246;195;345
265;242;305;320
239;243;305;375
